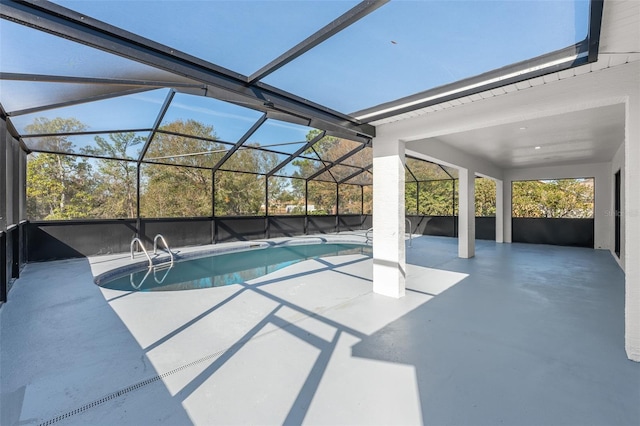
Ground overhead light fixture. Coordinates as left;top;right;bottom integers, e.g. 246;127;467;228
534;146;541;150
519;127;527;130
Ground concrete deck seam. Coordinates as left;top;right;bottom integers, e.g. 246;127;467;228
38;347;229;426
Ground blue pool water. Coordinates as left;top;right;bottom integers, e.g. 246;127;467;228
98;243;371;292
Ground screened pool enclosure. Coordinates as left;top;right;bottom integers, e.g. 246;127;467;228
1;0;602;267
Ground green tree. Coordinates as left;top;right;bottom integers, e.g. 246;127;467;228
338;184;362;214
405;158;458;216
512;179;593;218
290;130;369;214
215;140;282;216
405;181;418;215
475;177;496;217
82;132;143;218
141;120;218;217
215;171;265;216
363;185;373;214
140;119;283;217
418;180;456;216
308;180;337;214
25;117;97;220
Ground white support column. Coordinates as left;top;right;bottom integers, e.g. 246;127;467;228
458;168;475;258
503;177;512;243
495;179;504;243
625;94;640;362
372;136;406;298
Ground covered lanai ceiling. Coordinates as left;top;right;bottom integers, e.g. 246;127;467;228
375;0;639;171
0;0;608;177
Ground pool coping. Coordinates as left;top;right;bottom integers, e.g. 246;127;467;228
90;232;370;287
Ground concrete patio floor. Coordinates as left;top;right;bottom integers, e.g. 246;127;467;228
1;235;638;425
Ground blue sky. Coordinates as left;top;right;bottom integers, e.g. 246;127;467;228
2;0;591;136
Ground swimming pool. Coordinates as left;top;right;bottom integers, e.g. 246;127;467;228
97;243;371;292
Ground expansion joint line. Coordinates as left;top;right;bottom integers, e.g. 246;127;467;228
38;348;229;426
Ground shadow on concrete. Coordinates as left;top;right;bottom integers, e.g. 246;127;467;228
0;258;194;425
352;237;640;425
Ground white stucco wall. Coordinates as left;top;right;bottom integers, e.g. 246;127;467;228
404;138;503;181
611;142;625;270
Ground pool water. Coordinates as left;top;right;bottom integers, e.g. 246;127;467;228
98;243;371;292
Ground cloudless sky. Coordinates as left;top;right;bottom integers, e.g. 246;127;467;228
2;0;591;136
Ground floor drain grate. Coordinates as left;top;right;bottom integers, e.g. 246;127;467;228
39;348;228;426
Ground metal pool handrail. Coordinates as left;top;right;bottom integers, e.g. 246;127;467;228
365;227;373;244
130;237;153;268
153;234;174;267
153;262;174;284
130;268;152;290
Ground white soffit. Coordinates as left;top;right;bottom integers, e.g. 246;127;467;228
432;104;625;169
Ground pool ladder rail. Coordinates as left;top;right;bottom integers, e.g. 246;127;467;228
130;234;175;289
365;218;412;247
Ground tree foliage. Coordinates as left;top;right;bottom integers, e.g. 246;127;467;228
512;179;593;218
26;118;96;220
83;132;142;218
475;178;496;217
26;117;589;223
405;177;500;217
141;120;216;217
27;152;96;220
405;179;457;216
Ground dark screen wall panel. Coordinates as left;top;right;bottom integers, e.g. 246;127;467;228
10;226;19;278
1;232;6;302
19;150;27;222
5;129;14;226
11;140;20;223
512;218;594;248
216;217;266;243
142;218;212;248
1;123;6;232
409;215;457;237
268;216;305;238
475;217;496;241
20;221;27;267
362;215;372;229
308;216;337;234
407;215;495;240
27;220;137;261
6;227;15;281
339;215;366;232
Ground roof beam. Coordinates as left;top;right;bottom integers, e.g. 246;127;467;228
248;0;389;83
0;72;204;88
307;141;369;181
21;128;153;139
337;163;372;185
587;0;604;63
266;130;326;178
0;102;29;152
211;114;268;173
438;164;455;180
137;89;175;163
5;87;156;117
0;0;375;139
404;163;418;182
